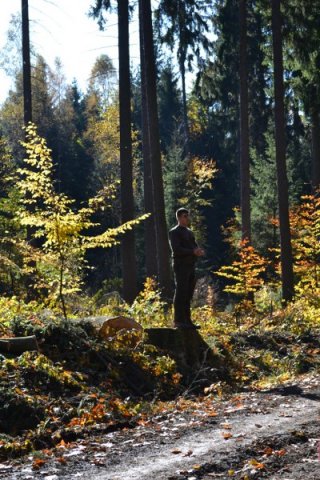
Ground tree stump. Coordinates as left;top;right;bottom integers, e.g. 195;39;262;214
144;328;226;384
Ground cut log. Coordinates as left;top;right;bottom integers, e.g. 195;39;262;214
0;335;39;354
79;315;143;346
99;316;143;338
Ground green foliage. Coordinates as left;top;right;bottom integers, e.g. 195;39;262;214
16;124;148;316
0;296;44;333
155;0;213;73
282;300;320;334
163;136;187;227
251;131;279;253
132;344;178;379
84;96;121;186
0;139;27;294
158;63;182;151
285;0;320;116
129;277;170;328
6;351;84;391
185;156;217;249
88;54;116;103
0;192;26;294
254;285;282;314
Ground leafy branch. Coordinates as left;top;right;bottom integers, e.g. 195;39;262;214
17;124;148;317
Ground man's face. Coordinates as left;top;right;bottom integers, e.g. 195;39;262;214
179;212;190;227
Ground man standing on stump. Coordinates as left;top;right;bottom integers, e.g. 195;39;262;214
169;208;204;329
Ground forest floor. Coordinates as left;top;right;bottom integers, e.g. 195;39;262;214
1;374;319;480
0;316;319;479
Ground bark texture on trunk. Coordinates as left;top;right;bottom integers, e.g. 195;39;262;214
139;0;171;297
180;57;190;156
22;0;32;125
118;0;137;303
239;0;251;241
311;107;320;189
271;0;294;301
140;13;158;278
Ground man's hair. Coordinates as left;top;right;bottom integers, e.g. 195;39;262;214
176;207;189;219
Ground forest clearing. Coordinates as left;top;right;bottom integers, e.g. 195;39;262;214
0;0;320;478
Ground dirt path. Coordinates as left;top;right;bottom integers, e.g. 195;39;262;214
2;375;320;480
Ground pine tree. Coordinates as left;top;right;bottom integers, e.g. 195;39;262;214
157;62;182;153
155;0;213;153
251;127;279;252
285;0;320;189
163;135;186;228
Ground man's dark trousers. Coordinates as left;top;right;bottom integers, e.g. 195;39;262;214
173;262;196;326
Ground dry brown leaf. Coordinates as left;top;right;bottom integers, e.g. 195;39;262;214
207;411;218;417
32;458;46;470
276;449;286;456
42;449;53;456
57;439;69;448
171;448;182;454
221;423;232;429
249;459;265;470
263;447;273;456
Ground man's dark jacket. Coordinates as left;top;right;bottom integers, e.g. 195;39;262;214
168;225;198;265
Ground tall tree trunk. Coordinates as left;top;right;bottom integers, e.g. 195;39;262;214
177;0;189;155
271;0;294;301
139;0;158;279
179;55;190;156
22;0;34;253
239;0;251;241
21;0;32;125
139;0;171;297
118;0;137;303
177;0;190;156
311;107;320;189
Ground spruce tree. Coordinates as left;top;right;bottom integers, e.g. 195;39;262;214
155;0;213;153
285;0;320;189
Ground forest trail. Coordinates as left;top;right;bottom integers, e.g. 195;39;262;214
89;376;320;480
3;375;319;480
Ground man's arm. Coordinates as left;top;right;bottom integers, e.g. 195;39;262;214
190;231;205;257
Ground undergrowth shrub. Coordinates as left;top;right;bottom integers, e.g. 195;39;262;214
129;277;170;328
